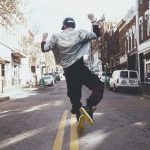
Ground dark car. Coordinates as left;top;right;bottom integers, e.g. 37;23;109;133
54;72;62;81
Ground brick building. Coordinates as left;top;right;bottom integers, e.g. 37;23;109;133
114;7;137;71
137;0;150;81
106;0;150;82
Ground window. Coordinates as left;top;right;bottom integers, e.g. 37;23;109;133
126;33;129;52
146;63;150;76
129;72;138;78
1;64;5;77
139;17;144;41
120;71;128;78
125;39;127;54
31;66;36;73
102;72;110;76
145;10;150;36
129;28;133;51
132;25;136;49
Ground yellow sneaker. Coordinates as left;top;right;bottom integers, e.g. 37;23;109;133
80;107;94;126
77;115;85;134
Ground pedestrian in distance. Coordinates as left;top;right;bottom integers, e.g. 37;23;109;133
41;14;104;133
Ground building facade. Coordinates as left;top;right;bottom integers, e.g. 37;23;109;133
137;0;150;81
115;7;137;71
0;0;43;91
106;0;150;82
0;0;28;91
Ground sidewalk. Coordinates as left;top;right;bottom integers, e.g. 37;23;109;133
0;85;45;103
139;84;150;99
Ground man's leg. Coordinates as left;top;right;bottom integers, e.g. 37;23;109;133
64;64;83;120
67;84;82;120
86;85;104;107
81;65;104;119
82;66;104;105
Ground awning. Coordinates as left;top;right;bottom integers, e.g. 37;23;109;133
143;50;150;59
0;57;10;64
11;52;26;58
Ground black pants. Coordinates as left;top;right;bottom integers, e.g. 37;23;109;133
64;58;104;114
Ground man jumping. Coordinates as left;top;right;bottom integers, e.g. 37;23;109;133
41;14;104;133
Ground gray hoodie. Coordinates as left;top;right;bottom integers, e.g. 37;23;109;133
41;28;99;68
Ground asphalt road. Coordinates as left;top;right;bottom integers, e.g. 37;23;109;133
0;80;150;150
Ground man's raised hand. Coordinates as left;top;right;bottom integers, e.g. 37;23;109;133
42;33;48;41
87;14;94;20
87;13;97;23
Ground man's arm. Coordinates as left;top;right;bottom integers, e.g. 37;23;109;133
92;25;101;37
41;41;46;52
88;14;101;38
41;33;56;52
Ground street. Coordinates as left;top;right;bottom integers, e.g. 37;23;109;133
0;80;150;150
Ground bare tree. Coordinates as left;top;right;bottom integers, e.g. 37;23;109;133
0;0;25;29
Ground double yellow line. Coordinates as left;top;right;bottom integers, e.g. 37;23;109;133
52;110;79;150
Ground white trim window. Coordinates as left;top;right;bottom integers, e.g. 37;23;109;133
145;10;150;36
132;25;136;49
124;39;127;54
139;16;144;41
129;28;133;51
126;32;130;52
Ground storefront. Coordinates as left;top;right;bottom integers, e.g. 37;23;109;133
143;49;150;78
11;52;25;86
138;40;150;82
0;43;11;90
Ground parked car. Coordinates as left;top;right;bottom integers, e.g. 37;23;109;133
44;73;57;83
41;74;55;86
99;72;111;84
94;70;100;76
109;70;139;92
91;70;100;77
54;72;63;81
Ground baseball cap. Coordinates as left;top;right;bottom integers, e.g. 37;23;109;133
61;17;75;30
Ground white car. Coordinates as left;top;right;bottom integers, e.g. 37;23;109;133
41;75;55;86
109;70;139;92
99;72;111;83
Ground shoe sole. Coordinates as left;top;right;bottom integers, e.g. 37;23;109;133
80;107;94;126
77;115;85;134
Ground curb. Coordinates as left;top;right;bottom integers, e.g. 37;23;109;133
23;86;48;92
0;86;49;104
142;95;150;100
0;96;10;103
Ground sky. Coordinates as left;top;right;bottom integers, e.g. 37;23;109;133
25;0;136;40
